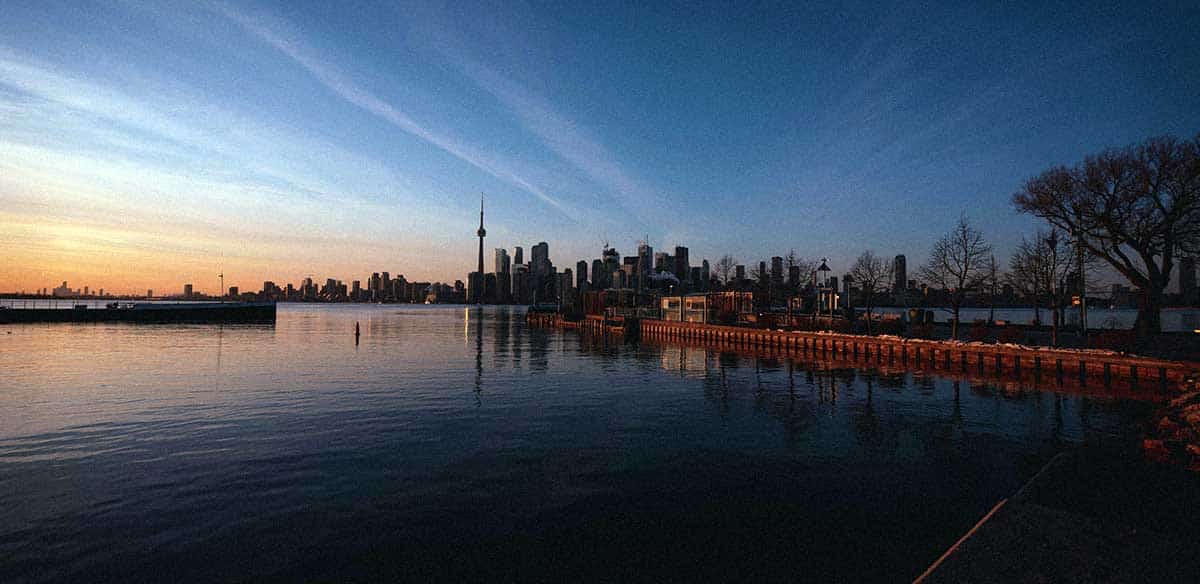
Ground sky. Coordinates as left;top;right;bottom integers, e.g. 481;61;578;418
1;0;1198;295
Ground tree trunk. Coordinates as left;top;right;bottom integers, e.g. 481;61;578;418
951;304;960;340
1133;283;1165;340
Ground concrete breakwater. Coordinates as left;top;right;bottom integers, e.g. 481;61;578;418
0;302;277;324
638;319;1196;392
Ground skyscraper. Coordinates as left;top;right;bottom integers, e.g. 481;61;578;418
894;254;907;293
602;247;619;273
576;260;588;289
531;242;549;274
369;273;381;299
495;248;510;274
654;252;671;273
512;264;530;304
592;259;606;289
637;241;653;277
496;271;511;303
770;256;783;284
673;246;689;282
514;246;523;266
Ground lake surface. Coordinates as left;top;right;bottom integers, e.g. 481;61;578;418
0;305;1154;582
5;300;1198;331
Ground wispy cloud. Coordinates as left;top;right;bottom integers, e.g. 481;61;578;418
407;17;664;229
0;43;475;289
215;3;573;218
0;46;410;209
448;53;661;216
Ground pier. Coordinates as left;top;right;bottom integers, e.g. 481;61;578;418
639;319;1196;391
529;312;1199;393
0;302;277;324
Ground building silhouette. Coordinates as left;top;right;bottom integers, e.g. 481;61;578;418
673;246;689;283
495;248;510;274
576;260;588;289
894;254;907;293
468;197;487;304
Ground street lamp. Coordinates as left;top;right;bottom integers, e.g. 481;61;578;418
1045;230;1059;346
817;259;832;319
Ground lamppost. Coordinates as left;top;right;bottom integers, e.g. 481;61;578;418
1075;230;1088;341
1046;230;1059;346
817;258;834;321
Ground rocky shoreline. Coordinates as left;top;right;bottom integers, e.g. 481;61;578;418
1144;377;1200;471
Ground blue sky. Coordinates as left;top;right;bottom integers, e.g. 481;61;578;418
1;0;1198;292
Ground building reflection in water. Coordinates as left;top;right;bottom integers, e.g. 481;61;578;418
535;316;1141;452
474;308;484;404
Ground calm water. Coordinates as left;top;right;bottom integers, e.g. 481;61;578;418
5;300;1199;331
0;305;1152;582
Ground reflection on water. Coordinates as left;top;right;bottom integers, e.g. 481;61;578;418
872;305;1200;331
0;305;1151;582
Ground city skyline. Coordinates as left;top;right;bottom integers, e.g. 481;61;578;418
2;2;1199;294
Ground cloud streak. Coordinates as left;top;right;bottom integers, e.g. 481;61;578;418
449;54;661;215
216;3;573;217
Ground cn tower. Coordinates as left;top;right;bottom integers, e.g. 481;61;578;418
475;195;486;282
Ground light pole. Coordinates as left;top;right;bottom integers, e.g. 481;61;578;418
817;258;831;320
1046;230;1059;346
1075;230;1088;341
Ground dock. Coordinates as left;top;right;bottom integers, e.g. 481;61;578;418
0;301;277;324
528;313;1199;393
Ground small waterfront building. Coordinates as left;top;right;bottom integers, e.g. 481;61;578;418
706;291;759;324
660;294;710;322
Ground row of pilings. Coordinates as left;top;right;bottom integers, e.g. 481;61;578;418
525;312;633;335
638;319;1198;395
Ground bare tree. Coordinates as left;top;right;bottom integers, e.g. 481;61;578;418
1007;238;1044;325
1014;134;1200;339
714;255;737;285
784;249;816;290
919;215;992;339
748;262;770;290
1008;229;1092;343
849;250;893;334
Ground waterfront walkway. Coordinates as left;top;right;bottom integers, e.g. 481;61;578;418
917;446;1200;583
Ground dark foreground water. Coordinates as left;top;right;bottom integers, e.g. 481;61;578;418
0;305;1153;582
